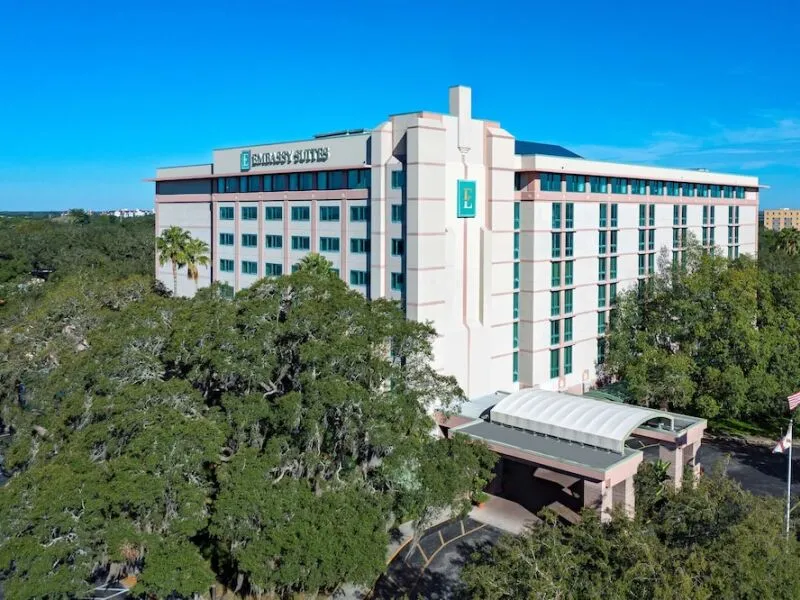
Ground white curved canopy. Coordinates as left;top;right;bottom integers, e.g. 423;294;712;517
490;389;671;453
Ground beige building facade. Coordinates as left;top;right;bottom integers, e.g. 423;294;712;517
763;208;800;231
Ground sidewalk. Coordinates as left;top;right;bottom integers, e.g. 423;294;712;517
469;494;538;535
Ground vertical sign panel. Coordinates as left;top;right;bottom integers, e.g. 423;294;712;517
457;179;477;218
240;150;251;172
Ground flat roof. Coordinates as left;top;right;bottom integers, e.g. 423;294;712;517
453;420;642;472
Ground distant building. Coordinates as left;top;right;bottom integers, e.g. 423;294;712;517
152;84;760;399
763;208;800;231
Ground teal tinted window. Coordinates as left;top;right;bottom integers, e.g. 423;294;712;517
565;203;574;228
649;180;663;195
610;256;618;279
513;292;519;319
590;176;607;193
220;206;234;220
599;230;607;254
224;177;239;193
631;179;646;195
513;262;520;289
273;174;287;191
551;232;561;258
649;204;655;226
639;204;646;227
350;206;369;222
288;173;299;191
610;204;618;227
513;232;520;260
241;261;257;275
391;204;404;223
611;178;627;194
299;172;314;191
319;206;340;221
514;202;521;229
550;291;560;316
291;206;310;221
564;317;573;342
550;320;560;345
265;235;282;249
552;203;562;228
598;257;607;281
248;175;262;192
219;259;234;272
711;185;721;198
697;184;709;198
292;263;301;273
551;261;560;287
219;233;234;246
550;349;559;378
638;253;646;276
241;234;257;247
735;186;745;199
317;172;328;190
350;238;370;253
610;230;618;253
391;238;404;256
263;175;273;192
350;270;369;286
320;237;340;252
599;204;607;227
565;232;574;257
541;173;562;192
564;289;573;313
265;262;283;277
329;171;346;189
291;236;310;250
391;170;405;189
264;206;282;220
512;352;519;383
512;322;519;348
391;272;404;291
680;182;693;197
566;175;585;193
598;284;606;307
564;345;573;375
723;185;733;199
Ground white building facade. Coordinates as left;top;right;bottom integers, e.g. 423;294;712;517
153;85;759;398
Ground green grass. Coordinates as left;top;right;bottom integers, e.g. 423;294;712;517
708;417;782;440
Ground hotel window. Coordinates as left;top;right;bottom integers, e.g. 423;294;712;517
219;233;234;246
631;179;646;195
350;270;369;286
682;205;688;225
299;172;315;191
611;177;627;194
711;185;721;198
564;289;574;314
564;317;573;342
319;206;340;221
265;234;282;249
348;169;371;189
219;206;234;220
697;184;709;198
241;234;257;248
564;346;573;375
550;320;560;345
551;233;562;258
639;204;647;227
292;263;301;273
598;284;607;307
264;263;283;277
330;171;346;189
638;229;646;251
599;231;607;254
648;229;655;251
391;272;404;292
291;235;310;251
673;205;680;226
350;206;370;222
672;228;680;247
514;173;523;191
648;252;655;273
709;206;715;225
513;262;520;289
565;232;574;257
551;261;561;287
512;322;519;348
241;260;258;275
610;256;618;279
316;172;328;190
512;352;519;383
666;181;680;196
216;178;225;194
610;283;618;304
541;173;562;192
550;291;560;316
566;175;585;193
590;176;607;193
513;293;519;319
273;174;288;192
597;339;606;364
241;206;257;220
391;204;404;223
638;253;646;276
288;173;299;191
552;203;562;229
598;312;607;334
391;238;404;256
223;177;239;193
610;204;618;227
248;175;262;192
735;186;746;199
550;349;560;378
219;259;234;272
264;206;282;220
564;260;574;286
610;230;618;253
263;175;273;192
514;202;521;229
319;236;340;252
598;257;607;281
291;206;310;221
723;185;733;199
350;238;370;253
599;204;608;228
513;232;520;260
649;204;655;226
391;170;405;189
565;203;574;228
649;180;663;196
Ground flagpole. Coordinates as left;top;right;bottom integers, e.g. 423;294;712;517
787;418;793;541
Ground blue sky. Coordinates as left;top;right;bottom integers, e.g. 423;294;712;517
1;0;799;211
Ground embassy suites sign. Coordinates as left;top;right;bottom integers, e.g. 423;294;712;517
240;147;330;171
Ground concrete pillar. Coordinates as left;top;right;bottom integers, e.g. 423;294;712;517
583;480;612;522
612;477;635;518
659;443;684;489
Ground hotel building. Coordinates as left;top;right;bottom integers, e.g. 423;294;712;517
763;208;800;231
153;85;759;399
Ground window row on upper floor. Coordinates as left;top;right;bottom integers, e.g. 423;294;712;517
156;168;372;195
518;173;748;199
218;204;403;223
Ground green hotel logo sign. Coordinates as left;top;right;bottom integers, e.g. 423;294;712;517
457;180;477;218
240;150;251;172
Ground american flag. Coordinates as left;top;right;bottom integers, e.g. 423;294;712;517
789;391;800;412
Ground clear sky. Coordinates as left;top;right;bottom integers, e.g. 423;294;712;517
1;0;799;211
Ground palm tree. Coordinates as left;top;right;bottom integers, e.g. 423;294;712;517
777;228;800;257
184;237;210;289
156;226;191;296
